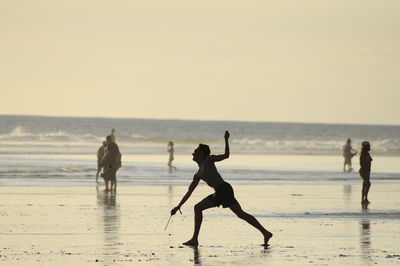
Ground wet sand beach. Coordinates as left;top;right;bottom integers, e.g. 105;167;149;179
1;183;400;265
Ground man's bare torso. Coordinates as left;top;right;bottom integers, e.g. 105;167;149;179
196;156;225;189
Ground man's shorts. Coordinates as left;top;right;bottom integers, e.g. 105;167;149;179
206;182;239;208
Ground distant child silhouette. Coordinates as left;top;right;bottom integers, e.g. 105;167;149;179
167;141;176;171
170;131;272;246
359;141;372;204
343;138;357;172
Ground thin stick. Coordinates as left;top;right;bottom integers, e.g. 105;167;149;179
164;215;172;231
164;209;182;231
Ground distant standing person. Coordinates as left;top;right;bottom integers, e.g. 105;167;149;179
170;131;273;246
96;141;107;182
343;138;357;172
110;128;116;142
167;141;176;170
100;135;121;191
359;141;372;204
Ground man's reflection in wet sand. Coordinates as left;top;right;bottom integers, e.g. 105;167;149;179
190;246;201;265
97;187;120;258
360;204;371;263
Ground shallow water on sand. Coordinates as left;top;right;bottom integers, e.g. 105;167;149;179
1;154;400;189
1;184;400;265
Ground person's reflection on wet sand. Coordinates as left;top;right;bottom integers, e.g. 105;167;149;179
360;203;371;263
168;166;176;173
168;185;174;206
96;187;120;258
343;184;352;206
189;246;201;265
360;219;371;262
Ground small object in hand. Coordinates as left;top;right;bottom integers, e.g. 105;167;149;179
165;208;182;230
164;215;172;231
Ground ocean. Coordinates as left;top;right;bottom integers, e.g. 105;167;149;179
2;115;400;265
1;115;400;186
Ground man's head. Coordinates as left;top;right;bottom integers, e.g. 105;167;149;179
362;141;370;151
347;138;351;144
192;144;210;163
102;141;107;147
111;128;115;133
106;135;112;143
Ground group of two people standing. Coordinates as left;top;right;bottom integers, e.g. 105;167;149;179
96;129;122;191
96;133;176;191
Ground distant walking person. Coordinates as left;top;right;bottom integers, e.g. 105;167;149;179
167;141;176;170
170;131;273;246
96;141;107;182
110;128;116;142
359;141;372;204
343;138;357;172
100;135;121;191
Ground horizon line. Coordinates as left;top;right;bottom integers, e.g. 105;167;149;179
1;113;399;127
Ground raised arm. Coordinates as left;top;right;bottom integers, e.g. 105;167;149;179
171;174;200;215
209;130;230;162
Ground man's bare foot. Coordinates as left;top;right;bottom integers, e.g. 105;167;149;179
183;239;198;246
263;231;273;246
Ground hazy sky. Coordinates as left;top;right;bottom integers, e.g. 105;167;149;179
1;0;399;124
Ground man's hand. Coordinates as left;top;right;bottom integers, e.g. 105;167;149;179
170;206;182;216
224;130;230;140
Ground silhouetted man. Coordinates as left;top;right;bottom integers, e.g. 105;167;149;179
359;141;372;204
171;131;273;246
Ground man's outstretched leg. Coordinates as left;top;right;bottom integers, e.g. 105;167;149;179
183;197;217;246
229;203;273;246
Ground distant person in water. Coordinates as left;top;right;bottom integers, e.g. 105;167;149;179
343;138;357;172
167;141;176;170
110;128;116;142
170;131;273;246
100;135;121;191
96;141;107;182
359;141;372;204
